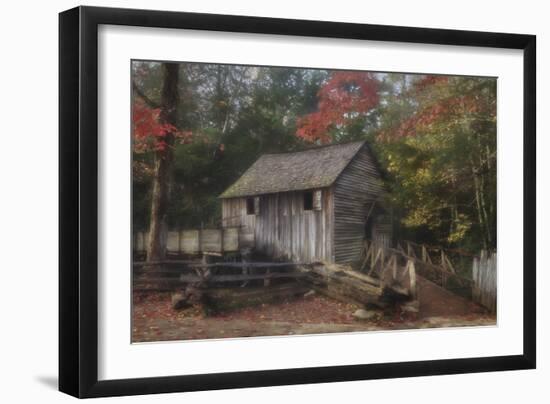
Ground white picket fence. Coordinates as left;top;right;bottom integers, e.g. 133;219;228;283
472;250;497;313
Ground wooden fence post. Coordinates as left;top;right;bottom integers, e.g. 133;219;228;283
441;250;447;288
264;268;271;287
408;260;417;300
472;250;497;313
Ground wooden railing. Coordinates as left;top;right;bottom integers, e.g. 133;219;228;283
360;240;478;299
396;240;474;292
358;240;418;299
362;239;497;312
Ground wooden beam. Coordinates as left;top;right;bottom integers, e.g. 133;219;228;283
134;271;308;285
421;245;432;264
133;261;310;268
367;247;382;276
444;255;456;274
408;260;417;299
397;242;406;254
359;242;372;272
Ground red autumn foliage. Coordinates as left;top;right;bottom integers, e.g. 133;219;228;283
296;71;379;143
132;100;192;153
413;74;449;93
392;95;482;138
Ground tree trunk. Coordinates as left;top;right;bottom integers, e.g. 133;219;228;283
146;63;179;263
470;158;487;249
479;173;492;246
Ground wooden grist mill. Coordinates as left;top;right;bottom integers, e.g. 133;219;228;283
134;141;495;314
134;141;404;307
219;141;393;263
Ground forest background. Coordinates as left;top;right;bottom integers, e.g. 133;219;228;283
132;61;497;258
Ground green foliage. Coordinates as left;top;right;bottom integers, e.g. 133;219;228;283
371;75;497;251
132;63;325;229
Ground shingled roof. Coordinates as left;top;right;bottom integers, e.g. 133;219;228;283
220;141;366;198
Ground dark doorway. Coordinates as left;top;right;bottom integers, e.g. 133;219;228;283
365;213;374;240
246;197;255;215
303;191;314;211
364;201;376;240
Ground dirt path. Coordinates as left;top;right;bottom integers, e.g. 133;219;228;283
132;288;495;342
133;315;496;343
416;276;487;318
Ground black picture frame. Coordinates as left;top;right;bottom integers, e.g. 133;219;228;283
59;6;536;398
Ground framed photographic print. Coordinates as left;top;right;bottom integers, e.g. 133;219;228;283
59;6;536;398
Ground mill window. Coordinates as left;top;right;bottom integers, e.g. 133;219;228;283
303;191;314;211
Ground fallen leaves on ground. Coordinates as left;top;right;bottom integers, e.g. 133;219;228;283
133;291;359;325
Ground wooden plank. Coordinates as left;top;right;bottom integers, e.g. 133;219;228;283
367;247;382;276
181;230;199;254
209;284;310;304
222;227;239;252
408;260;417;299
254;196;261;215
313;189;322;211
201;229;222;252
359;242;372;272
472;250;496;312
133;261;310;269
135;284;311;301
166;231;180;253
182;272;307;283
400;261;410;279
324;264;381;287
135;231;147;252
422;245;431;263
444;255;456;274
134;272;307;285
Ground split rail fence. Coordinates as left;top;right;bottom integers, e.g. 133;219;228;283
133;260;308;292
133;231;496;313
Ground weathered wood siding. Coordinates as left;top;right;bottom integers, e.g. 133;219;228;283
221;197;256;248
221;188;334;262
333;144;390;263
